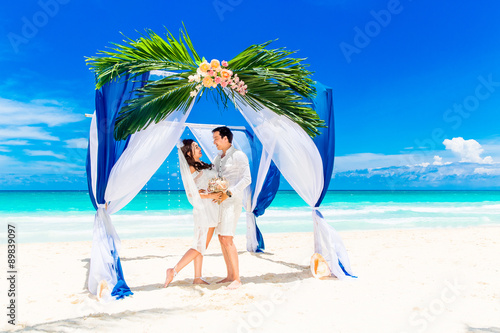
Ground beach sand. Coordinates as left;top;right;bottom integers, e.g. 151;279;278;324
1;226;500;332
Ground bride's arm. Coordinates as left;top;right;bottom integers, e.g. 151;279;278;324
199;191;222;200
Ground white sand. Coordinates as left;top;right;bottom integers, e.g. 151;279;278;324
1;226;500;332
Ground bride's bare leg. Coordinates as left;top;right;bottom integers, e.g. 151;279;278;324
193;227;215;285
163;248;200;287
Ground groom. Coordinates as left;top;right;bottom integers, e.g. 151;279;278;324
212;126;251;290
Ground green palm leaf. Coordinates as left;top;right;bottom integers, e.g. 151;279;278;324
114;73;198;140
86;23;200;89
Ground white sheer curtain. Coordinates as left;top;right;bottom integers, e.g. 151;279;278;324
234;94;354;279
88;99;195;296
105;105;194;213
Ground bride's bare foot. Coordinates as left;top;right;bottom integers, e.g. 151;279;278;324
226;280;242;290
163;268;176;288
193;277;210;285
216;277;232;284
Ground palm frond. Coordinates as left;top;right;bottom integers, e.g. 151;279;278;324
86;26;199;89
114;73;198;140
226;41;324;136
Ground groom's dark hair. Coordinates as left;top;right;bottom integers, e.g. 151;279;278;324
212;126;233;143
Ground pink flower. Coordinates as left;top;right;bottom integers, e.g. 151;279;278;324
215;77;221;84
234;77;240;83
221;81;228;88
221;60;228;67
208;70;215;77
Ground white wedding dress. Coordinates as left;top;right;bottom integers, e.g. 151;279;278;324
178;147;219;254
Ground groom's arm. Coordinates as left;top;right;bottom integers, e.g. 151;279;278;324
227;151;251;198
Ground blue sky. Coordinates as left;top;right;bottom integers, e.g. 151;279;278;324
1;0;500;190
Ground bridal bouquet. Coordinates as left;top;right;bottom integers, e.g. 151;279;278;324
207;176;229;193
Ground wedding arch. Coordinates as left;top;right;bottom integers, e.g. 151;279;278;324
85;26;355;300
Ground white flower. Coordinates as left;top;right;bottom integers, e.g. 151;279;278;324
196;84;202;90
194;74;201;82
188;75;194;82
197;68;206;77
190;91;197;97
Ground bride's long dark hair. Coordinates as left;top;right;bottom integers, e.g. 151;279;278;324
180;139;213;171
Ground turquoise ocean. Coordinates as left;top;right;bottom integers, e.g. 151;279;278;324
1;190;500;244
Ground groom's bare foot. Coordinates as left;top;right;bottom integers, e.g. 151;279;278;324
193;277;210;285
226;280;242;290
216;277;233;284
163;268;175;288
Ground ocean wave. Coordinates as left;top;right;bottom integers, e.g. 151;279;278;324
264;203;500;216
4;203;500;224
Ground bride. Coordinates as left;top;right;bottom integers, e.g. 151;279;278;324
163;139;222;287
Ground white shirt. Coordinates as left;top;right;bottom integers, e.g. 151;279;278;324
213;145;251;199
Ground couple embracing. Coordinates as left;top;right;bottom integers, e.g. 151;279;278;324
163;126;251;290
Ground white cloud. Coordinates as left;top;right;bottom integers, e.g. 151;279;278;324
474;167;500;176
0;147;10;152
334;152;415;173
24;149;66;160
443;137;493;164
332;137;500;189
0;154;82;175
433;155;443;165
0;97;82;127
0;140;31;146
0;126;59;141
64;138;88;149
0;154;16;167
30;99;63;106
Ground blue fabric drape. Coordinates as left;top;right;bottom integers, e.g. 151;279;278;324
313;82;335;208
252;161;280;252
246;128;280;252
311;83;355;278
86;146;98;210
87;73;149;208
253;162;280;218
86;73;150;299
230;127;280;252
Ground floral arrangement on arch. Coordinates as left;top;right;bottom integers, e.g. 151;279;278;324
189;59;247;97
86;24;324;141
